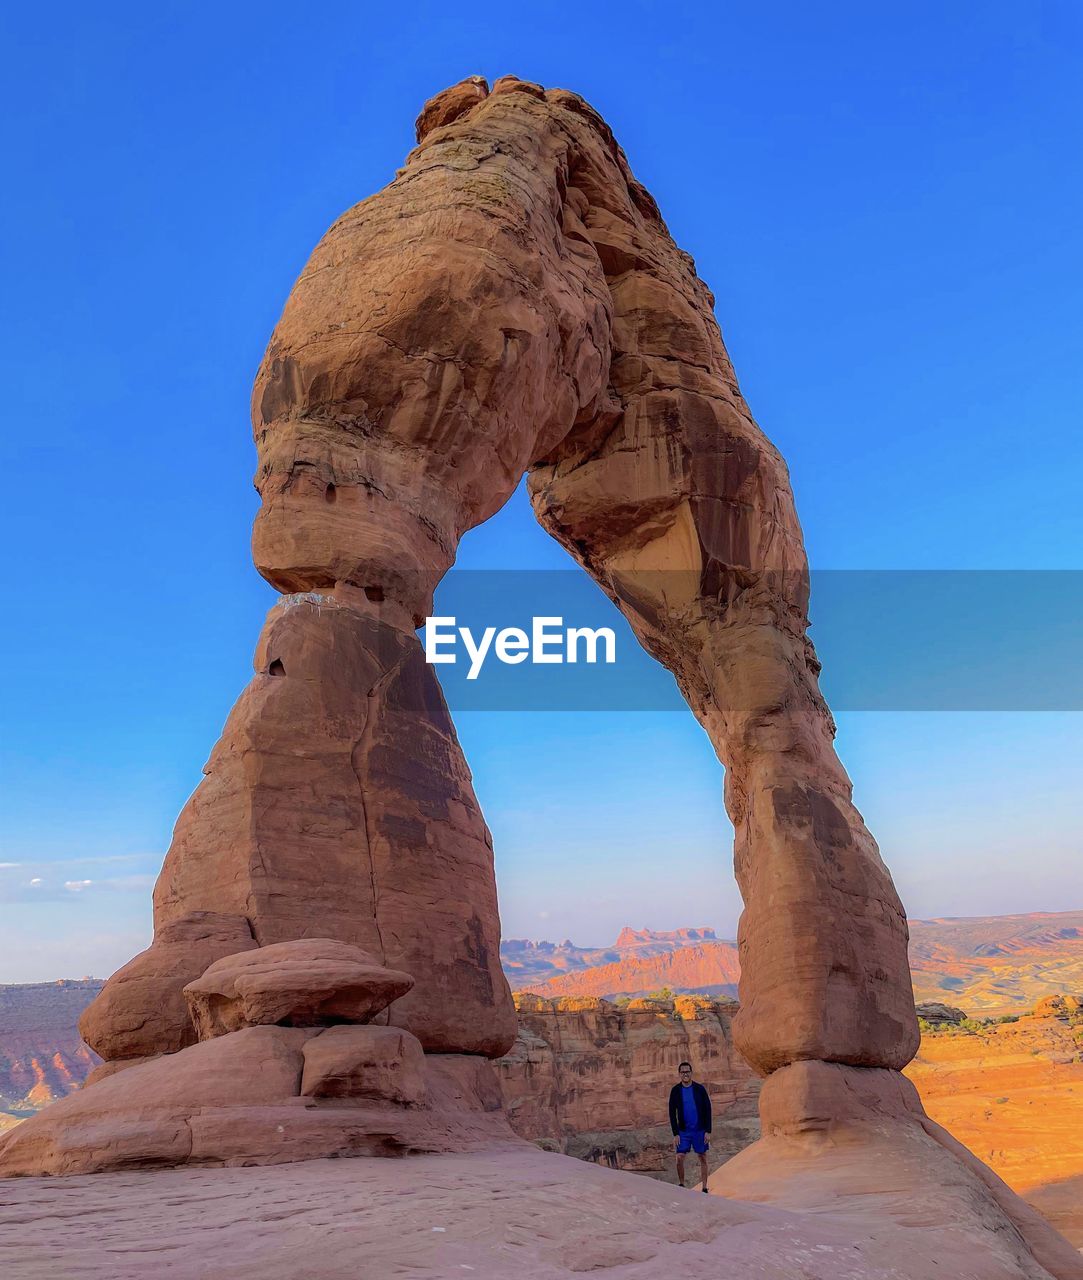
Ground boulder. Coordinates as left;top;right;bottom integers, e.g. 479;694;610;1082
915;1001;969;1026
1033;994;1083;1019
300;1025;426;1104
183;939;414;1040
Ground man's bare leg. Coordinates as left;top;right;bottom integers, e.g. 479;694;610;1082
698;1152;710;1192
676;1152;686;1187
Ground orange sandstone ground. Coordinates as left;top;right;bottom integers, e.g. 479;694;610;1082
905;1010;1083;1247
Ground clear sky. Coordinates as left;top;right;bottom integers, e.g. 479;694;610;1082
1;2;1081;981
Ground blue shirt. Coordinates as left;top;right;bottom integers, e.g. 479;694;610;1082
680;1083;699;1130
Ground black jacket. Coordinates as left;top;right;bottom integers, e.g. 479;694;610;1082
668;1081;711;1134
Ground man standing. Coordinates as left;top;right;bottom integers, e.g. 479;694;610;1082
668;1060;712;1191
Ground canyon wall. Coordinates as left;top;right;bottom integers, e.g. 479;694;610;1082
497;993;759;1179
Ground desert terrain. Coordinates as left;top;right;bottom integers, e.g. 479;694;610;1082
905;999;1083;1247
508;913;1083;1014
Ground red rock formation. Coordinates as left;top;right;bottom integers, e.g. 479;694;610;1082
244;71;919;1077
3;79;1079;1273
69;72;915;1078
525;940;741;1001
0;1023;512;1177
500;926;718;988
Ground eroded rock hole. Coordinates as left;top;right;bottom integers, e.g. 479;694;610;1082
268;658;285;677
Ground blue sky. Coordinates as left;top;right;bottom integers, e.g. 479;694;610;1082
1;2;1081;981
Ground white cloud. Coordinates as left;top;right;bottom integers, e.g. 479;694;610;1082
0;856;162;903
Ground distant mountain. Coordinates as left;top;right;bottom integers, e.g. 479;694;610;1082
512;912;1083;1013
499;927;718;988
522;940;741;1001
0;980;102;1114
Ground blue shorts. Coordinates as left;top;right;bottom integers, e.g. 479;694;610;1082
676;1129;709;1155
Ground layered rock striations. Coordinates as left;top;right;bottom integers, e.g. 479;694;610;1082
3;72;1080;1277
498;993;760;1177
0;982;102;1114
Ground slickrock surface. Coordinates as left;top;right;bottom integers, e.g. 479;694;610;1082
905;1008;1083;1247
0;1148;1070;1280
498;994;759;1177
0;1029;512;1177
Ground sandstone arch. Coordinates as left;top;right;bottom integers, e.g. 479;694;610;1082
69;72;916;1076
4;74;1081;1280
242;71;918;1077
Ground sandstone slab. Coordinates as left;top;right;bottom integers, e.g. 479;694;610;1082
0;1147;1075;1280
0;1027;308;1176
182;939;414;1039
0;1028;515;1177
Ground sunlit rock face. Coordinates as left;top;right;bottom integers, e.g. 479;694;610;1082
496;994;760;1178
